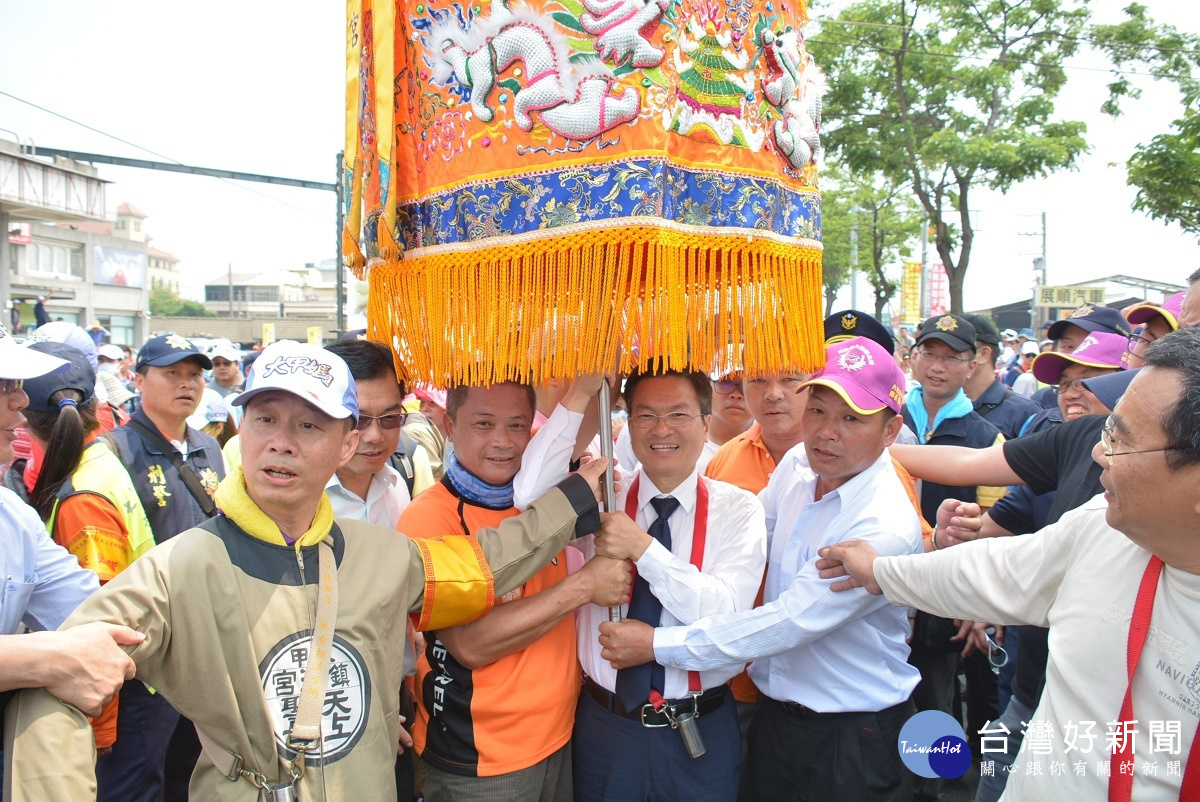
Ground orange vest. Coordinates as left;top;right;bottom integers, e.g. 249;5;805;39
400;480;580;777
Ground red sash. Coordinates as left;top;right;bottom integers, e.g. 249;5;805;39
1108;555;1200;802
624;474;708;694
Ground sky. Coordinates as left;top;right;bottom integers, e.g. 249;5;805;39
2;1;1197;313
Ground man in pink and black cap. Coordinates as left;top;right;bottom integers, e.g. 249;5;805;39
1031;331;1127;424
596;336;924;801
1124;292;1184;368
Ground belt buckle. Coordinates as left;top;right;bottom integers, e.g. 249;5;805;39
639;703;672;728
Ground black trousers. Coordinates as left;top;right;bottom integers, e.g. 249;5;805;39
746;695;916;802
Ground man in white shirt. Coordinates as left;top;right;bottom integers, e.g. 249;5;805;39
323;339;434;525
516;368;765;801
817;327;1200;801
597;337;922;801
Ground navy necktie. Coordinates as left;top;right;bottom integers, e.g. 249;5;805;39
614;495;679;710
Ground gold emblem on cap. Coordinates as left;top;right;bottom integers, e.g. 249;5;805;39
165;334;192;350
935;316;958;332
1069;304;1094;318
841;313;858;331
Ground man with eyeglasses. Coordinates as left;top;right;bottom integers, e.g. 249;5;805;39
707;372;753;465
1124;292;1184;369
324;339;434;525
594;339;923;801
514;367;766;800
206;345;244;399
820;326;1200;801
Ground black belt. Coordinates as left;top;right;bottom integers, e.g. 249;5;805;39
583;678;728;726
769;695;911;720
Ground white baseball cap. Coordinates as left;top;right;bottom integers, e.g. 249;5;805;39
98;344;125;361
232;340;359;421
0;323;70;380
210;344;243;363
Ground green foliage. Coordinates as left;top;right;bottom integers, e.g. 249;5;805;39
821;192;854;315
149;285;212;317
811;0;1092;312
825;165;925;318
1091;4;1200;239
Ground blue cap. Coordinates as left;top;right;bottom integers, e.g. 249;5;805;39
23;342;96;413
1018;328;1036;340
1081;368;1139;412
824;310;895;355
1047;305;1131;341
137;335;213;371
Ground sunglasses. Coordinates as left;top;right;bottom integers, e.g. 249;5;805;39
0;378;24;395
356;412;406;431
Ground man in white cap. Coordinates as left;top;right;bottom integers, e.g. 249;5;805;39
0;324;142;768
207;344;245;399
7;339;608;801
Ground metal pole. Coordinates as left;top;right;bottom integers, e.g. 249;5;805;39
0;212;10;326
850;220;859;310
227;262;233;318
596;388;621;624
336;151;345;336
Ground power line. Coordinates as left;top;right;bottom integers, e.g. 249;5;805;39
0;89;329;219
808;30;1177;80
815;16;1200;58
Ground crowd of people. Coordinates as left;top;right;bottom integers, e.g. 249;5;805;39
0;269;1197;801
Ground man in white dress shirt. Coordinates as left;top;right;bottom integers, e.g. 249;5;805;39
598;337;923;801
515;367;766;801
323;339;434;525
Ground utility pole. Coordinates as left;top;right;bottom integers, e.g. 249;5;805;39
1020;212;1048;329
227;262;234;319
848;205;865;310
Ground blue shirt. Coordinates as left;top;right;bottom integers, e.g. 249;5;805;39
654;448;923;713
0;487;97;635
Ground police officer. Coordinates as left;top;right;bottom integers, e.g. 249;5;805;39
101;334;226;802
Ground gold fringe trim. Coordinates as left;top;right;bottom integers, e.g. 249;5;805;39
366;226;825;386
377;216;402;263
343;226;366;277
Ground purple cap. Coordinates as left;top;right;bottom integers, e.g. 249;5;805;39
800;336;906;415
1031;332;1127;385
1124;292;1184;330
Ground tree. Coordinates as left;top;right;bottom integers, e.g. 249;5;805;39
149;285;211;317
811;0;1091;313
821;192;854;316
826;166;924;318
1091;3;1200;238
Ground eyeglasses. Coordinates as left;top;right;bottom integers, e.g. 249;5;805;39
1125;334;1153;356
0;378;24;395
1100;415;1176;467
1052;378;1088;393
713;377;743;395
629;412;704;429
914;348;972;366
355;412;406;431
212;359;236;368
